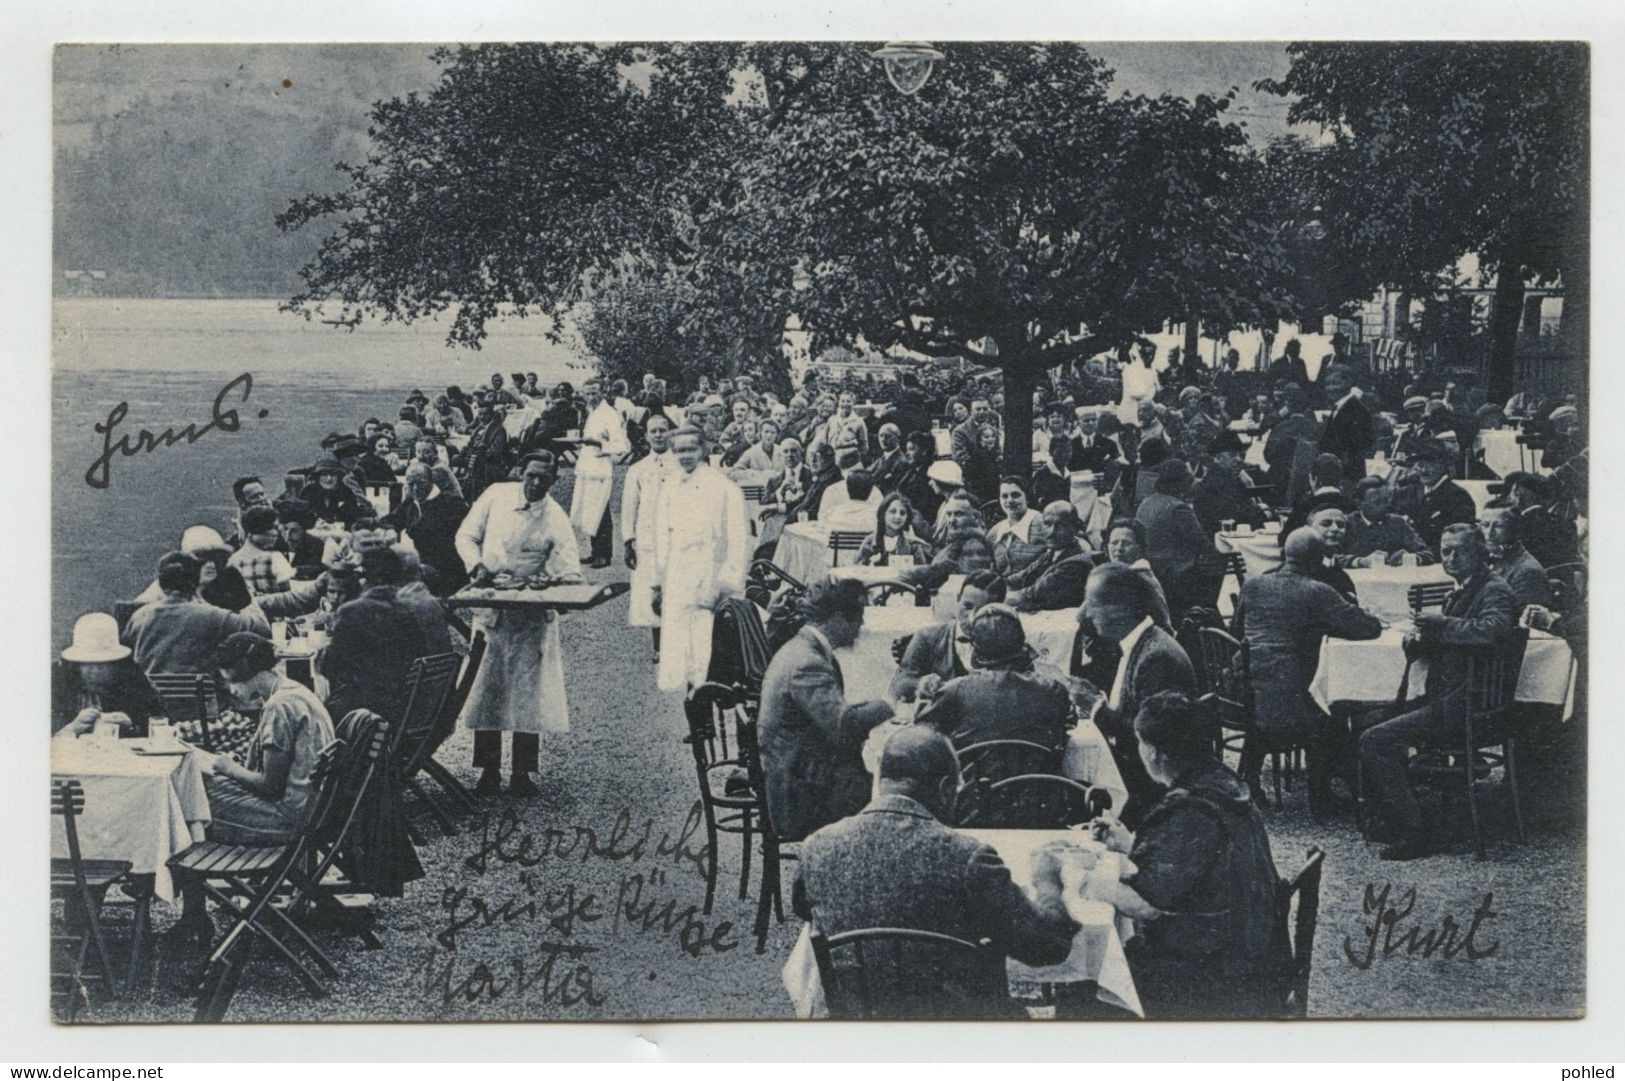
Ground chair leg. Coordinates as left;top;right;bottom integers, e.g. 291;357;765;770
1465;756;1487;861
699;806;719;916
406;776;459;836
1506;738;1527;844
754;845;776;955
124;889;154;998
738;809;754;902
422;758;479;810
75;888;121;996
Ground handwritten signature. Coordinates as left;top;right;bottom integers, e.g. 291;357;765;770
1344;883;1500;970
85;372;264;490
419;802;735;1009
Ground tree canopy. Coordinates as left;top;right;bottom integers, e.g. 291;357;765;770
282;42;1303;468
1256;42;1588;399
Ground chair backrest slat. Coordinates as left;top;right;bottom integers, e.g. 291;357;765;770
394;652;464;771
811;926;1007;1019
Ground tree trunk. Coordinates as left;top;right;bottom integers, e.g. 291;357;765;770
1000;359;1040;476
1487;261;1526;404
1182;318;1200;374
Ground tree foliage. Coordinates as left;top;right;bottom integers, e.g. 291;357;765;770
1256;43;1588;398
283;43;1301;467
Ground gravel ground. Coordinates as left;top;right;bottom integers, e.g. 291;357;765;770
67;466;1586;1025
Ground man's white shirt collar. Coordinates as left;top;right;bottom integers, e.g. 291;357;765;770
1117;614;1155;652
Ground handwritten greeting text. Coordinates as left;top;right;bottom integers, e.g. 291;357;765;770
85;372;264;490
1344;883;1500;970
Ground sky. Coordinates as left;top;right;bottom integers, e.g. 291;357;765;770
54;41;1304;147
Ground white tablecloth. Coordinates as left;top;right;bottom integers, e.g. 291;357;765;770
1215;529;1285;578
1478;429;1545;478
843;606;1080;704
933;429;953;458
51;738;212;903
782;829;1141;1018
1459;480;1499;517
1346;565;1455;624
501;406;541;440
775;521;834;584
1308;625;1575;713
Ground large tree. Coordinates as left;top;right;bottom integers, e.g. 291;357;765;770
1257;43;1588;401
283;43;1297;469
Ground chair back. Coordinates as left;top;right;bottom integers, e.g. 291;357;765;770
810;927;1008;1019
683;682;750;787
956;739;1062;789
148;672;221;748
706;597;774;694
959;773;1108;829
1182;551;1234;611
1275;846;1324;1018
302;737;356;843
1407;582;1454;613
51;778;91;889
739;485;766;502
862;580;930;608
1463;629;1531;737
392;652;463;768
746;559;806;607
735;716;784;844
1194;626;1251;712
827;530;870;567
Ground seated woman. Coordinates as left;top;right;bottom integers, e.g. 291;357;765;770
855;492;933;567
1089;691;1288;1020
356;433;400;484
204;632;338;844
298;456;366;527
52;612;165;738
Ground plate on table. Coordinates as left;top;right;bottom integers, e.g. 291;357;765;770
125;737;193;756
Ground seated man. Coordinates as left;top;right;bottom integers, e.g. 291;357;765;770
318;548;429;726
1191;431;1266;535
890;571;1007;703
274;499;327;579
1004;501;1095;613
916;605;1071;759
1068;563;1197;829
1480;506;1554;610
1413;442;1478;552
1502;471;1579;571
1135;459;1211;613
1299;497;1359;601
1233;529;1383;815
1357;525;1517;860
791;726;1078;1018
822;470;884;532
1339;476;1434;568
759;578;894;841
227;505;295;596
394;461;471;596
123;552;270;675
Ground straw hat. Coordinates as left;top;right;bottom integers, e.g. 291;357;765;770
179;525;230;555
61;612;130;664
926;460;964;487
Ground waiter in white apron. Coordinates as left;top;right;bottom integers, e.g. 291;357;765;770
570;378;630;568
621;413;674;662
455;450;582;796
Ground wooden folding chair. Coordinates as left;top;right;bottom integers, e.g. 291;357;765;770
827;530;870;568
169;732;380;1022
51;779;132;1020
1407;582;1454;614
1275;846;1325;1018
392;652;468;836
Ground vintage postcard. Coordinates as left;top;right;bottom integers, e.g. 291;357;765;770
48;39;1586;1026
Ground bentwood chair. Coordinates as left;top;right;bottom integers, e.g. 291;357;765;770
1407;631;1532;860
810;928;1009;1020
682;683;762;917
955;739;1063;791
737;715;798;954
957;774;1109;830
51;779;133;1021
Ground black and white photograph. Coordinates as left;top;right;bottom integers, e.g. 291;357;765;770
41;31;1594;1032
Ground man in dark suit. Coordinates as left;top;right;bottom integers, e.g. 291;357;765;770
1071;563;1198;827
394;462;471;596
868;423;909;493
1414;443;1479;552
1315;364;1374;480
916;605;1072;756
319;548;429;726
950;396;995;471
1135;459;1211;613
1234;530;1382;814
895;431;946;527
889;571;1006;702
1003;502;1095;612
1358;525;1518;860
759;578;895;841
1268;338;1311;386
457;392;513;500
1192;431;1266;534
1504;472;1579;570
792;726;1077;1018
1481;507;1553;610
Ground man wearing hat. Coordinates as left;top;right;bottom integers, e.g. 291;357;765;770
924;458;966;530
894;431;944;525
1503;471;1579;569
1135;459;1210;607
123;552;269;676
1192;430;1267;535
1413;442;1478;552
916;604;1072;757
53;612;165;737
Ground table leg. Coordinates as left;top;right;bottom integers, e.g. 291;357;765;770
120;873;156;998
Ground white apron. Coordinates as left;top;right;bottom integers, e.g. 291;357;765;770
621;450;671;627
653;465;750;693
570;400;628;537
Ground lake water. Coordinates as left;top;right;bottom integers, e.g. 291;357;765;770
52;298;593;650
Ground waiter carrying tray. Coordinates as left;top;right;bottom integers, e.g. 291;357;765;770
455;450;582;796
